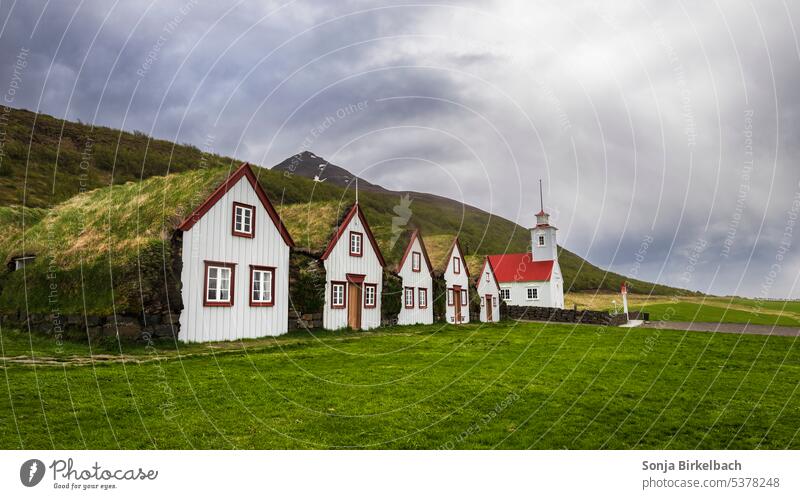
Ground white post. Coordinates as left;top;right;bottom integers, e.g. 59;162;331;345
621;282;629;322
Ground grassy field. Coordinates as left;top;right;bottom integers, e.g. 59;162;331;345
2;321;799;449
566;292;800;327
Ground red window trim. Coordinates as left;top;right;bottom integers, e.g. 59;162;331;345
411;251;421;272
418;287;428;309
330;281;347;309
404;286;415;309
203;260;236;307
349;231;364;257
363;283;377;309
447;288;454;306
249;265;275;307
460;289;468;306
232;202;256;238
453;256;461;274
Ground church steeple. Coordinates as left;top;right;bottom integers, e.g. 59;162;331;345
531;179;558;262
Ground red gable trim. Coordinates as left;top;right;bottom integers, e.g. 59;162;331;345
441;237;470;278
487;253;554;283
396;229;434;275
177;162;294;247
320;203;386;267
476;257;500;290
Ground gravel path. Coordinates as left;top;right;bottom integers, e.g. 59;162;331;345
640;321;800;337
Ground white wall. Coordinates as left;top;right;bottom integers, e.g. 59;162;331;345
179;177;290;342
443;244;470;324
397;237;433;326
323;211;383;330
477;262;500;323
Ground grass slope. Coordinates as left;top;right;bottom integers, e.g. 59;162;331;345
1;322;798;449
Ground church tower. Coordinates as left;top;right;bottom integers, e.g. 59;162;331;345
531;180;558;262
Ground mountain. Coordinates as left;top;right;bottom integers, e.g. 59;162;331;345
272;151;388;193
0;107;692;317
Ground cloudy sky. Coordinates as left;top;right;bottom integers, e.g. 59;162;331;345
2;0;798;298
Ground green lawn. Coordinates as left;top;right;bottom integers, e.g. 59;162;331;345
1;322;799;449
639;301;800;327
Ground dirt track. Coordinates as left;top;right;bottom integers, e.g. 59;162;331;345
640;321;800;337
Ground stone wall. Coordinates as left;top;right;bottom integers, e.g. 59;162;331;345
505;305;637;326
0;310;180;341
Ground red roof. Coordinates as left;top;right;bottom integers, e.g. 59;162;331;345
320;203;386;266
177;162;294;247
486;253;554;282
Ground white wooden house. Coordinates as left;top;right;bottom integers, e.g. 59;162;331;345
176;162;295;342
476;257;500;323
396;230;434;326
441;237;470;324
321;202;386;330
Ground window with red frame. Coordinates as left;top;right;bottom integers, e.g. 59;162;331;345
204;262;235;306
453;256;461;274
404;287;415;308
418;288;428;308
349;231;363;256
364;283;377;308
412;251;421;272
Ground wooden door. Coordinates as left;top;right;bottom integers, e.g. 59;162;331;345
348;283;362;330
453;286;461;324
486;294;493;321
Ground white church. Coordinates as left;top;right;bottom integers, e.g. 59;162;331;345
486;191;564;309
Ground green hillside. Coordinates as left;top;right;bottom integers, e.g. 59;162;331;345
0;107;690;317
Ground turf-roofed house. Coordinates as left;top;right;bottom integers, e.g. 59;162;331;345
440;237;471;325
320;202;386;331
177;162;295;342
396;229;434;326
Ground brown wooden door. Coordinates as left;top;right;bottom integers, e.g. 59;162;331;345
453;286;461;324
486;294;493;321
348;282;362;330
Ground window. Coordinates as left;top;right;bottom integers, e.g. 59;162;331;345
331;282;346;308
460;289;468;306
232;202;255;237
485;271;490;283
493;296;498;307
412;252;421;272
527;287;539;300
419;288;428;308
364;283;377;308
537;234;545;247
349;231;363;256
447;288;454;306
249;266;274;306
453;256;461;274
404;287;415;309
204;261;235;306
500;288;510;301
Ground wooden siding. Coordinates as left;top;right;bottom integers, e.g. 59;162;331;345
443;243;470;324
397;237;433;325
179;176;290;342
477;260;501;323
323;210;383;330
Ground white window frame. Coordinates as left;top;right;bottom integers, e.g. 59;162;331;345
234;204;254;236
206;264;233;304
526;287;539;301
404;287;415;308
412;252;421;272
453;256;461;274
364;284;377;308
537;233;546;247
418;288;427;308
349;231;363;256
460;289;468;306
500;288;511;301
331;282;346;308
250;267;274;305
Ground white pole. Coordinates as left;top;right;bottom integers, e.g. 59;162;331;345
621;282;629;322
